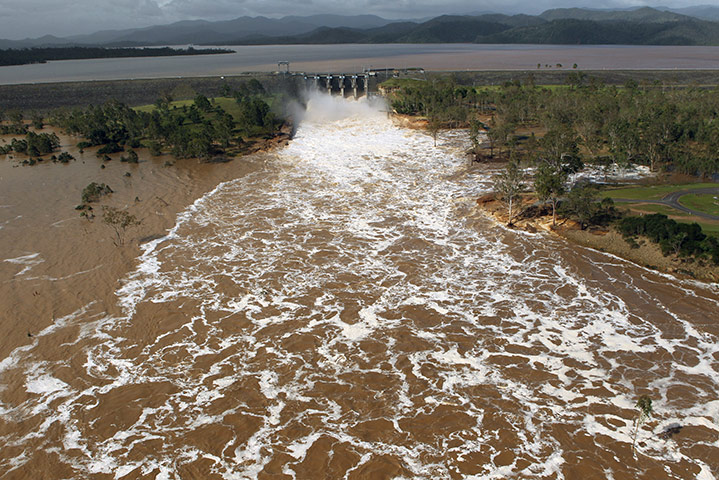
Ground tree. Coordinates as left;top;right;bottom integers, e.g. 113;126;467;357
632;395;653;456
427;115;441;147
534;162;566;227
493;160;525;225
31;113;44;130
563;184;597;230
468;118;483;160
81;182;113;204
102;206;141;246
540;128;580;170
7;110;23;126
193;94;212;112
487;119;513;157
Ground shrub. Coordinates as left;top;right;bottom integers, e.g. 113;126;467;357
57;152;74;163
97;142;123;156
81;182;113;203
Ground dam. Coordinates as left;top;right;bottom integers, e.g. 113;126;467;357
302;73;373;98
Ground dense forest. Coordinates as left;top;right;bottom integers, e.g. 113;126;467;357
383;74;719;177
0;79;285;161
383;74;719;265
0;46;232;67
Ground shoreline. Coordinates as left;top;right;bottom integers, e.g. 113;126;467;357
0;126;290;359
475;194;719;284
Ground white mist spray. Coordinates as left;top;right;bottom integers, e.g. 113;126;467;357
296;89;389;125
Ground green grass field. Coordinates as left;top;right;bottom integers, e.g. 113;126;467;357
625;203;683;216
133;95;283;123
603;183;719;200
678;193;719;216
134;97;244;120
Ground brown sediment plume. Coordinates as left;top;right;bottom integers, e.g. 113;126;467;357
390;114;429;130
0;126;290;359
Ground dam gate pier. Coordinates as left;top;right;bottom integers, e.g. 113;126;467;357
302;73;375;99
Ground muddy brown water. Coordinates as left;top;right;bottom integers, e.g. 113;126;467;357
0;95;718;479
4;44;719;85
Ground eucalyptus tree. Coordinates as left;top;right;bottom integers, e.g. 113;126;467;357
493;159;525;225
534;162;565;227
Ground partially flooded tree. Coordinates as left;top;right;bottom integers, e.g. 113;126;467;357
493;159;525;225
469;118;482;160
632;395;653;456
427;115;441;147
534;163;566;227
102;206;141;246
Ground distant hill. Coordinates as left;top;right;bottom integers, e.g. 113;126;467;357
539;6;688;23
481;9;719;45
228;8;719;46
657;5;719;21
3;8;719;49
393;16;509;43
0;14;397;48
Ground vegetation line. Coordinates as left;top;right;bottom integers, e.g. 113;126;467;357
0;46;233;67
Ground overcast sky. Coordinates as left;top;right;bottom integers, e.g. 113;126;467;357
0;0;707;40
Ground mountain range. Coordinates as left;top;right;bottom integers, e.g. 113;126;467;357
4;6;719;48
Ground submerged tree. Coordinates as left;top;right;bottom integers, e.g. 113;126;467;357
102;206;141;246
427;115;441;147
469;118;482;160
632;395;653;456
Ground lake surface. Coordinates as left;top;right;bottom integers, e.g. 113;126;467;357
3;44;719;84
1;94;717;478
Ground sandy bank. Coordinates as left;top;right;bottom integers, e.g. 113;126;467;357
0;127;290;359
476;193;719;284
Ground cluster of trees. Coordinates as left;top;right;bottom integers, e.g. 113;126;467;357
0;131;60;156
0;110;36;135
386;78;477;128
385;75;719;178
618;213;719;262
50;81;282;161
0;47;232;67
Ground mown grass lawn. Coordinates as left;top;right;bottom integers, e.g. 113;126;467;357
603;183;719;200
625;203;683;217
678;193;719;216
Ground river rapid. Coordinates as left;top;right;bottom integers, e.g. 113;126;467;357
0;94;718;479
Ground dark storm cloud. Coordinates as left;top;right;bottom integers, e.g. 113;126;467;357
0;0;702;39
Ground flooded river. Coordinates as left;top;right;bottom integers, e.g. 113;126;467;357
0;95;718;479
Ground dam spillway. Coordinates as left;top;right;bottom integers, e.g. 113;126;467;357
302;73;374;99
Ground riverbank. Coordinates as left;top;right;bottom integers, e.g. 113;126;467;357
476;193;719;283
0;126;290;359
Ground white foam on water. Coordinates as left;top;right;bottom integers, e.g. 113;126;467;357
25;374;69;395
0;93;717;478
3;252;44;276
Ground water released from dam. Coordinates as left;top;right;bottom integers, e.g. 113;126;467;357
0;94;718;479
